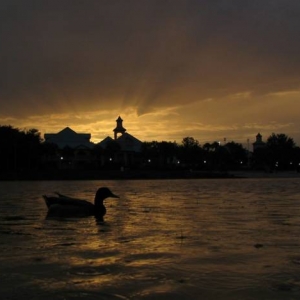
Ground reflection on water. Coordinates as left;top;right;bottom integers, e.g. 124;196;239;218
0;179;300;299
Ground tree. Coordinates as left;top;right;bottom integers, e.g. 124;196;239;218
23;128;43;170
224;142;248;167
141;141;179;168
0;125;42;172
266;133;296;170
267;133;295;149
202;141;222;170
182;137;200;148
179;137;203;168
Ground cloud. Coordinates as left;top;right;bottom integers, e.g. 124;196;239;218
1;1;300;117
1;1;300;145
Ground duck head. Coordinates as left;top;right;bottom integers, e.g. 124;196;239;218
94;187;119;221
94;187;119;205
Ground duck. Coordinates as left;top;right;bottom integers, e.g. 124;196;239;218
43;187;119;220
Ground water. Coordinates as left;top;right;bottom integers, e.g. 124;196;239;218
0;178;300;299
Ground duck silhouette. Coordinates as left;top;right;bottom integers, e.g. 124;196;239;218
43;187;119;220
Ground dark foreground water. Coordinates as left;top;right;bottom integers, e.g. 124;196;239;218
0;178;300;300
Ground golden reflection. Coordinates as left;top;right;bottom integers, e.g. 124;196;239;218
1;179;300;299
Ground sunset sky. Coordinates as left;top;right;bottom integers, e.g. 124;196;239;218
1;1;300;147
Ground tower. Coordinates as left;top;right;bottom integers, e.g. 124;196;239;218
113;116;126;140
252;133;266;151
256;133;263;143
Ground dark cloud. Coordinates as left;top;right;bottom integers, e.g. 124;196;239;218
1;0;300;118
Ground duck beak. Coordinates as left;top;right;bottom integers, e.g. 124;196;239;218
110;192;119;198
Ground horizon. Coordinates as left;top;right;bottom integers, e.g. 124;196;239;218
1;1;300;147
2;119;297;151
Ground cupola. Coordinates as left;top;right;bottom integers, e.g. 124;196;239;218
113;116;126;140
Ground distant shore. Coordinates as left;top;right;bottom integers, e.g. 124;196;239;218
230;170;300;179
0;169;299;181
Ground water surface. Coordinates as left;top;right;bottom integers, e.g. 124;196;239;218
0;178;300;299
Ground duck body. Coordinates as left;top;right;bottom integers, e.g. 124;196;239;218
43;187;119;219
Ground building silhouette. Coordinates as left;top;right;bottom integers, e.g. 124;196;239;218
98;116;142;167
113;116;126;139
44;127;94;149
43;127;94;169
43;117;142;169
252;133;266;152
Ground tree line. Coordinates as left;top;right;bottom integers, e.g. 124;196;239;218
0;125;300;174
0;126;42;172
142;135;300;172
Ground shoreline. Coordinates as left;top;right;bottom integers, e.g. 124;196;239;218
0;169;299;181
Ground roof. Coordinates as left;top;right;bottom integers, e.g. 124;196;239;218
44;127;94;149
97;136;115;149
116;132;142;152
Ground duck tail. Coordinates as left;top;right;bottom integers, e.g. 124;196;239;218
42;195;51;208
55;192;70;198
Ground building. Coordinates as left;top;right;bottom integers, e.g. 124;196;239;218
113;116;126;139
43;127;94;169
44;127;94;149
252;133;266;152
43;117;143;169
98;116;142;167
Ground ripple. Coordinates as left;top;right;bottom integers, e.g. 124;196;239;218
1;178;300;299
2;215;27;221
62;291;129;300
68;265;113;276
54;242;77;247
0;229;32;236
272;282;298;292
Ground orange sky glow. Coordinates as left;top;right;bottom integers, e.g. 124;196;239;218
1;1;300;148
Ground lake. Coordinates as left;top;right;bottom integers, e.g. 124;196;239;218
0;178;300;299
